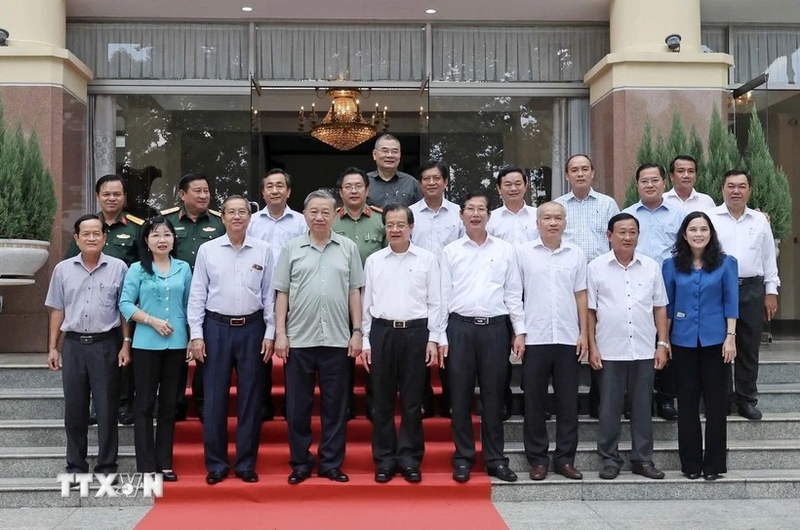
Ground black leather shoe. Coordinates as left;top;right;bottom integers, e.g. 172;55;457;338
501;406;512;421
235;470;259;483
588;403;600;419
118;411;134;425
656;401;679;421
288;469;311;485
402;467;421;483
704;473;722;481
599;466;620;480
453;466;470;483
738;403;763;420
631;462;665;479
375;468;395;483
684;472;701;480
319;468;349;482
161;470;178;482
487;465;518;482
205;471;226;485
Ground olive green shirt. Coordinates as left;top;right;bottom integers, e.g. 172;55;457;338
272;232;365;348
64;212;143;266
332;205;386;266
161;205;225;269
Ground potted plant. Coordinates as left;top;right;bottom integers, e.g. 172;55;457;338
0;98;58;285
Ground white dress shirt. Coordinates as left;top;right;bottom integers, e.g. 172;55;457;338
516;239;587;346
487;204;540;244
587;251;668;361
361;244;443;350
188;234;275;340
663;188;716;214
555;189;620;263
440;235;525;346
709;205;780;295
409;198;465;258
246;205;307;268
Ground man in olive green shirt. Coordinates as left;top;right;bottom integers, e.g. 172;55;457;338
161;173;225;421
332;167;386;419
273;189;364;484
64;174;142;426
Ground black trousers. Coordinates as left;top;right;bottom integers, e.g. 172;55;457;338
730;281;765;406
118;323;135;415
673;343;728;475
447;314;511;470
370;319;428;470
262;357;274;416
522;344;579;468
654;358;677;405
62;333;120;474
423;366;450;416
175;359;204;416
286;346;349;474
202;316;266;474
132;348;183;472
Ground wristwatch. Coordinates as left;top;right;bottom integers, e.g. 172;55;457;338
656;340;670;350
352;328;363;335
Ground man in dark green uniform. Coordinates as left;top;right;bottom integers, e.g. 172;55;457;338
162;173;225;422
333;167;386;420
65;174;143;426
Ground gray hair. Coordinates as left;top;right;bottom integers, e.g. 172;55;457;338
304;189;336;208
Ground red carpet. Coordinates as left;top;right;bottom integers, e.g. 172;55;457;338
136;359;507;529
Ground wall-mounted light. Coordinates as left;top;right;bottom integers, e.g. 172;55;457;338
665;34;681;52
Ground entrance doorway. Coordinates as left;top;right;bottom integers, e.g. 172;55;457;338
249;84;429;211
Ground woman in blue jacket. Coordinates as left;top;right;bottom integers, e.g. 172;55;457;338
662;211;738;481
120;217;192;482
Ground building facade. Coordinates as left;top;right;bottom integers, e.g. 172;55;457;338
0;0;798;351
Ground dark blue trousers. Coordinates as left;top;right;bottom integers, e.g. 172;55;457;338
285;346;349;474
202;317;266;474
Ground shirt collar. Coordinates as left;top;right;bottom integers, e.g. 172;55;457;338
339;205;372;219
179;204;210;221
258;205;295;221
531;237;567;253
566;188;598;202
497;204;533;217
632;200;674;213
606;250;642;269
220;233;253;249
300;231;342;248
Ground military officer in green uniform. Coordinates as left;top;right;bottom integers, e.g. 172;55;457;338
65;174;143;426
333;167;386;420
161;173;225;421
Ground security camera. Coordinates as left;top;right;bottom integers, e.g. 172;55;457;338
0;29;9;46
665;34;681;52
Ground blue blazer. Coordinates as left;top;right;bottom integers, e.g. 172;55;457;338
662;255;739;348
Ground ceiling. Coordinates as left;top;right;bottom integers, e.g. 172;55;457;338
65;0;800;24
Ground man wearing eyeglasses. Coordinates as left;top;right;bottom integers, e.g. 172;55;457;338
334;167;387;420
622;164;684;422
367;134;423;208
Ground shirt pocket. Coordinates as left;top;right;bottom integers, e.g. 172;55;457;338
245;266;265;292
98;281;122;308
110;235;135;249
200;227;221;240
408;267;428;291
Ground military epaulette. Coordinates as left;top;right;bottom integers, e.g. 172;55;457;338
160;206;180;216
125;213;145;226
208;209;222;217
368;205;383;214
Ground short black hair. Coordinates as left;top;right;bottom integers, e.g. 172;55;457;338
669;155;698;174
496;167;528;187
179;173;210;192
566;154;594;171
336;167;370;189
95;174;126;195
418;159;450;181
723;169;751;186
635;163;666;182
382;203;414;225
74;214;107;235
262;168;292;189
459;191;490;212
607;212;640;232
139;216;177;275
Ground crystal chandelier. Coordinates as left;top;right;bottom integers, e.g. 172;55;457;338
299;88;388;151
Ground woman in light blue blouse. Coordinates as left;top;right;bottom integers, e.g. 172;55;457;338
662;211;738;482
120;217;192;482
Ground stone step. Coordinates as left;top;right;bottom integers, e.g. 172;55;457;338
0;420;134;447
0;446;137;479
0;477;153;508
502;439;800;473
490;469;800;501
502;413;800;443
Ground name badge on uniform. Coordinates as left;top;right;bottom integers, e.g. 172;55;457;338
202;227;217;232
676;312;686;318
252;264;264;271
116;233;131;239
175;226;185;231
